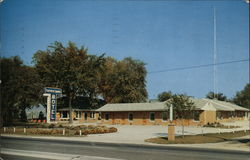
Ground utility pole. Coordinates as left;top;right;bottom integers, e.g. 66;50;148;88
213;7;218;99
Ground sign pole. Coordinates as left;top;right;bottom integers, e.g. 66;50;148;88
43;93;51;123
168;103;175;141
43;87;62;124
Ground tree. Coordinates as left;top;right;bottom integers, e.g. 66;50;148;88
0;56;22;126
32;41;105;123
233;84;250;109
165;94;195;138
157;91;172;102
0;56;40;126
206;91;227;101
100;57;148;103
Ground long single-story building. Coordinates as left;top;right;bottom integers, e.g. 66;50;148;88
56;98;249;126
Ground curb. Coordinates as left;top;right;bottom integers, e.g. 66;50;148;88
1;134;249;155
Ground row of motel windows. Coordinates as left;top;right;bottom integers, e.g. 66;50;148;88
105;111;200;122
216;111;246;120
59;111;201;121
60;111;98;119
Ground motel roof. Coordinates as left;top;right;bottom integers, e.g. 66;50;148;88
96;98;249;112
203;99;249;111
96;102;167;112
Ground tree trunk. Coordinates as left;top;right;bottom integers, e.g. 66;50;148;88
69;95;73;124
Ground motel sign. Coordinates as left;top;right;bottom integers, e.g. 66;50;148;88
43;87;62;123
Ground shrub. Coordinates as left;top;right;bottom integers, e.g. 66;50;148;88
48;124;55;128
82;129;89;135
96;127;104;134
109;127;118;133
58;124;63;128
74;130;80;135
79;125;87;129
87;125;95;129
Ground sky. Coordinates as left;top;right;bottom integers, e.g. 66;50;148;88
0;0;249;99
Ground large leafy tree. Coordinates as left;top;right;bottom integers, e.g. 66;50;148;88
0;56;40;126
100;57;148;103
206;91;227;101
233;84;250;109
157;91;172;102
32;41;105;123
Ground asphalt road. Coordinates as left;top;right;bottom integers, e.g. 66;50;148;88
0;136;249;160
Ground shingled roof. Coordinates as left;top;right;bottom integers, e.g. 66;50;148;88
96;98;249;112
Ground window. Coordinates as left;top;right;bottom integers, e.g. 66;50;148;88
162;112;168;121
61;111;68;118
150;112;155;121
128;113;133;121
98;112;102;120
105;113;110;121
90;112;95;119
230;111;236;118
193;111;200;121
75;111;82;119
216;112;222;120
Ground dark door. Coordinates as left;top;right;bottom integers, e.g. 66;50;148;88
84;112;88;121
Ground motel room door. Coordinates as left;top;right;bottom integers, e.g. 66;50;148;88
84;112;88;121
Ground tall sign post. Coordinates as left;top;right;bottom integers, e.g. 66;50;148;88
43;87;62;123
168;103;175;141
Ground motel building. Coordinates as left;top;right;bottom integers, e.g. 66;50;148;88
56;98;249;126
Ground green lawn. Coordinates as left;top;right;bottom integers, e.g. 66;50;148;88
145;130;250;144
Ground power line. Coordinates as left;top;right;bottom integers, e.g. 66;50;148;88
148;59;249;74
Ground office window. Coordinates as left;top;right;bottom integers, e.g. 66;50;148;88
128;113;133;121
150;112;155;121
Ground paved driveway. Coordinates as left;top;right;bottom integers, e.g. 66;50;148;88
82;120;249;144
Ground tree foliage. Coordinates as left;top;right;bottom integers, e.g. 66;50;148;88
206;91;227;101
99;57;148;103
0;56;40;126
1;41;148;125
233;84;250;109
166;94;195;119
32;41;105;123
157;91;172;102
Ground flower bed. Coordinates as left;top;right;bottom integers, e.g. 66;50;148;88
0;124;118;136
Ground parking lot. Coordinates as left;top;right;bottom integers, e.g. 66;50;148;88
79;120;249;144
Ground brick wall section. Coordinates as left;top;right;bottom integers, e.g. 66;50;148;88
79;112;99;123
56;110;248;125
100;111;200;126
200;111;216;125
